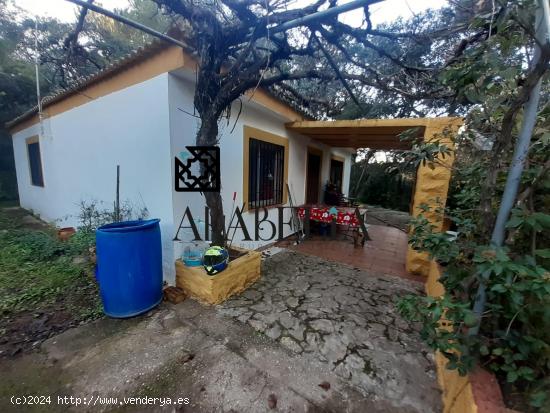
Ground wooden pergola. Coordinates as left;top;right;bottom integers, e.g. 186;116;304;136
286;118;432;150
286;117;463;277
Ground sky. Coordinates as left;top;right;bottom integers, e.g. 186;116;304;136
13;0;448;26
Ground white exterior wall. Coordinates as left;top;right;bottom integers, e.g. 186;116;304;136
12;74;176;280
11;68;352;285
168;73;353;259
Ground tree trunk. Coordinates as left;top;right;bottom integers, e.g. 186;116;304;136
196;115;226;246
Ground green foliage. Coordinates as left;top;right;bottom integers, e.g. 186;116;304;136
402;200;550;408
76;199;149;231
0;0;172;201
398;294;480;375
507;208;550;232
404;109;549;402
0;210;101;317
395;2;550;408
0;171;18;201
0;205;100;318
5;230;66;261
65;229;96;256
408;214;461;265
350;157;415;212
399;127;454;169
1;224;95;263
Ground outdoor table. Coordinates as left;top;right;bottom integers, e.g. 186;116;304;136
296;204;366;228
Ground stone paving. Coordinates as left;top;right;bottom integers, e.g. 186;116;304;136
218;250;441;412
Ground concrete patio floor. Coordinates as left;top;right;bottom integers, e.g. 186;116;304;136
1;251;440;413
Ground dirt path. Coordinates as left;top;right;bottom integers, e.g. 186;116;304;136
1;300;400;413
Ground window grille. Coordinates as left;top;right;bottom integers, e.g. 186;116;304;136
248;138;285;209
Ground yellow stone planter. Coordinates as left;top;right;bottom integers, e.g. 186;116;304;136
175;246;261;305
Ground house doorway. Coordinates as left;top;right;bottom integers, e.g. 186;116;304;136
329;157;344;191
306;148;322;204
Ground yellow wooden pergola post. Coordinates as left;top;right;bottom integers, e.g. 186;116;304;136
405;118;463;276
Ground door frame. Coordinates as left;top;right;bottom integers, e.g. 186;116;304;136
305;146;323;204
330;155;345;192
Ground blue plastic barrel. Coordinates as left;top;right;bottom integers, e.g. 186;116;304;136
95;219;163;318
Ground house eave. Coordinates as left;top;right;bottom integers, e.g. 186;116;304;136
7;42;308;134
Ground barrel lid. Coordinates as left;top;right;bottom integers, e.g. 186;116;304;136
97;219;160;233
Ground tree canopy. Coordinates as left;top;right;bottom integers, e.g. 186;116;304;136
0;0;171;200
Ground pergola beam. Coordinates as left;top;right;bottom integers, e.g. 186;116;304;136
285;118;457;149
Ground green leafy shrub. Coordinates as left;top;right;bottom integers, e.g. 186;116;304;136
0;227;99;316
395;3;550;409
76;199;149;231
65;229;96;256
399;103;550;406
4;230;66;261
400;204;550;409
350;159;415;212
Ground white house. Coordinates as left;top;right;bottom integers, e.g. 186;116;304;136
8;42;353;283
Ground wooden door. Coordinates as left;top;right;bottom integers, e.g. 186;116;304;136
330;159;344;191
306;151;322;204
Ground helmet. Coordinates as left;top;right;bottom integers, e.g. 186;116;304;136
202;246;229;275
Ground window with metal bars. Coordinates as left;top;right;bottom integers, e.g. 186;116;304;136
248;138;285;209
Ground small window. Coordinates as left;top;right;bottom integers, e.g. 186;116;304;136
248;138;285;209
26;137;44;187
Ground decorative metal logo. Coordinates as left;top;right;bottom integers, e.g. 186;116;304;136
174;146;220;192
